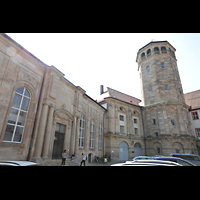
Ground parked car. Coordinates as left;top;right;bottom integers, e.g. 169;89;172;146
153;156;195;166
170;154;200;166
111;160;180;166
0;161;40;166
132;156;154;161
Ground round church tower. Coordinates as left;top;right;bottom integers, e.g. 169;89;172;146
136;41;197;155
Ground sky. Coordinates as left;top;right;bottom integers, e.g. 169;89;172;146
6;33;200;101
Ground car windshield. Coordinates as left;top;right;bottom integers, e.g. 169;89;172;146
176;160;193;166
175;155;200;161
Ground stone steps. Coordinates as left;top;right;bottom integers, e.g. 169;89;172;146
48;159;79;166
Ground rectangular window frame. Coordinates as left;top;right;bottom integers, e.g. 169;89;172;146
79;115;85;148
90;120;95;148
134;128;138;135
119;115;124;121
195;128;200;137
3;87;30;143
192;112;199;120
120;125;124;134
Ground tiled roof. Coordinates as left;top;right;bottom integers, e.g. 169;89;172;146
106;87;141;106
184;89;200;109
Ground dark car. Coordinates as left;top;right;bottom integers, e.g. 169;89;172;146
170;154;200;166
153;156;195;166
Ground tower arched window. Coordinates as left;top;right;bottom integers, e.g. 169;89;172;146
141;52;145;60
147;49;151;57
3;87;31;143
161;46;167;53
154;47;160;54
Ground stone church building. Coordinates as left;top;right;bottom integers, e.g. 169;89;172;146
0;33;198;165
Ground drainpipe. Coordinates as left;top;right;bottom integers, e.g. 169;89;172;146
141;106;147;156
102;108;107;157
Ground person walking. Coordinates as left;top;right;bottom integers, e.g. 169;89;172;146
61;150;67;166
80;153;86;166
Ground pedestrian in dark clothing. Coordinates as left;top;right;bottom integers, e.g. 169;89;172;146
61;150;67;166
80;153;86;166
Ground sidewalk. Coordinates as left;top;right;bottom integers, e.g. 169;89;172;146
86;160;125;166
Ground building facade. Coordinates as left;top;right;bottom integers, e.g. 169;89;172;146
184;90;200;154
98;87;145;160
0;34;106;165
0;34;199;164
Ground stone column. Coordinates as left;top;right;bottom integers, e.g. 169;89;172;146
34;103;49;158
42;105;54;158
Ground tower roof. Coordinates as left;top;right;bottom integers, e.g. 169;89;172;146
136;40;176;63
138;41;169;52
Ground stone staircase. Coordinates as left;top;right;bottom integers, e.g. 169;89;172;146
47;158;79;166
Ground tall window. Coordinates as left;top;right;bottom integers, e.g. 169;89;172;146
79;115;85;148
134;128;138;135
90;119;94;148
192;112;199;120
120;125;124;133
195;128;200;137
3;87;31;143
99;123;102;149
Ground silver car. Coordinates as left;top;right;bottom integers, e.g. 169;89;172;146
111;159;180;166
0;161;40;166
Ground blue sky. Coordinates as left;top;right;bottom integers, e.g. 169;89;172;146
6;33;200;100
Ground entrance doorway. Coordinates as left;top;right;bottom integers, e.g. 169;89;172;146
52;123;66;159
134;143;142;157
88;153;92;163
119;141;129;160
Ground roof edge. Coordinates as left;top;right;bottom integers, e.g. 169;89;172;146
2;33;48;67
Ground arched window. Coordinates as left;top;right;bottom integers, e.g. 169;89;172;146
79;115;85;148
141;52;145;60
99;123;102;149
147;49;151;57
154;47;160;54
161;46;167;53
90;119;94;148
3;87;31;143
